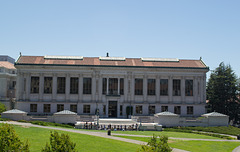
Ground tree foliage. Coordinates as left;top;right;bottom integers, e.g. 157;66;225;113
0;123;29;152
207;62;240;123
42;131;77;152
0;102;6;114
137;135;172;152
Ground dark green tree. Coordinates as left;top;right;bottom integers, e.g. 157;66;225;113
137;135;172;152
207;62;239;123
0;123;29;152
42;131;77;152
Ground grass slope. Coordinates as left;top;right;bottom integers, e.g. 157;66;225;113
13;125;139;152
115;135;240;152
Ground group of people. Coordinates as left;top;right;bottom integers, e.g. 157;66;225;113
83;122;139;131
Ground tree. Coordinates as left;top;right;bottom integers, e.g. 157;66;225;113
0;123;29;152
0;102;6;114
42;131;77;152
137;135;172;152
207;62;240;123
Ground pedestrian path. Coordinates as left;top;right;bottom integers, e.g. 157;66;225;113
1;121;240;152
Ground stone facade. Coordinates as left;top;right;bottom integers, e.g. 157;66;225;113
0;56;17;109
15;55;209;118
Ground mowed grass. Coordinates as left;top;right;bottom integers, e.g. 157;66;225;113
12;125;139;152
114;135;240;152
82;129;222;139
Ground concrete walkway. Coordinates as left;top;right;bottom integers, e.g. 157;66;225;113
1;121;240;152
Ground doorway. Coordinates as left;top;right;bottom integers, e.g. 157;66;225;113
108;101;117;118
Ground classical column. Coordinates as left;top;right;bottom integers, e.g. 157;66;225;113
39;73;44;101
78;74;83;102
66;74;70;101
52;74;57;101
181;76;185;103
25;73;31;100
203;75;206;104
118;78;120;95
143;74;147;102
16;72;24;100
168;76;173;103
106;77;109;95
193;76;198;103
156;75;160;102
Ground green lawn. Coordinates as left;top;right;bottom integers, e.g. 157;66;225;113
13;125;139;152
83;130;223;139
114;135;240;152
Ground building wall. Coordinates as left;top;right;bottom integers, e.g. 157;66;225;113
15;65;208;117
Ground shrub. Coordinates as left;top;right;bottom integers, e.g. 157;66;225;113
0;123;29;152
29;121;74;128
138;135;172;152
0;103;6;114
42;131;77;152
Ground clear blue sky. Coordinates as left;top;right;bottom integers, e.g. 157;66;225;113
0;1;239;79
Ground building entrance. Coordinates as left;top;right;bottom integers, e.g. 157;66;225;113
108;101;117;118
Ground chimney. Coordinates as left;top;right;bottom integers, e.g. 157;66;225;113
106;52;109;57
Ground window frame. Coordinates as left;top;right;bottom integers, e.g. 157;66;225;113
57;104;64;112
44;77;52;94
173;79;181;96
30;104;37;113
174;106;181;115
185;79;193;96
135;105;143;114
83;105;91;113
70;104;77;113
147;79;156;95
160;79;168;96
70;77;79;94
30;76;39;93
43;104;51;113
135;79;143;95
83;78;92;94
57;77;66;94
148;105;155;115
187;106;194;115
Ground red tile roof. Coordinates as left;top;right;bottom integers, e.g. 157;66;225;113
15;56;208;69
0;61;16;69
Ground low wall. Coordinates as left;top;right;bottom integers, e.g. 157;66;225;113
154;116;229;127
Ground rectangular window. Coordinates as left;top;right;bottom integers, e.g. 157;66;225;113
161;106;168;112
57;77;66;94
120;78;124;95
160;79;168;96
185;80;193;96
174;106;181;115
103;105;106;115
120;105;123;116
187;106;194;115
30;104;37;112
44;77;52;94
109;78;118;95
102;78;107;94
136;105;143;114
148;105;155;115
31;76;39;93
70;104;77;113
83;78;92;94
83;105;91;113
173;79;181;96
70;77;79;94
147;79;156;95
57;104;64;112
44;104;51;113
135;79;143;95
